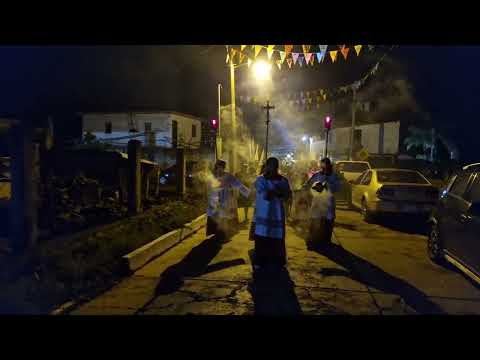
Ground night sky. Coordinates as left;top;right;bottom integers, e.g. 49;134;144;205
0;45;479;162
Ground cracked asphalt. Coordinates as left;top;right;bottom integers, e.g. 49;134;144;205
70;205;480;315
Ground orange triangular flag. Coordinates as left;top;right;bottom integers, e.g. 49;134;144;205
285;45;293;56
287;58;293;68
330;50;338;63
254;45;262;58
354;45;363;56
267;45;275;60
302;45;311;56
341;46;350;60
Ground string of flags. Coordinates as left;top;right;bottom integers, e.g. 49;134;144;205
237;45;398;113
226;45;376;69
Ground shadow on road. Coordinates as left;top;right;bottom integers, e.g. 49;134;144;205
247;250;302;316
314;244;446;314
155;235;245;296
374;215;429;236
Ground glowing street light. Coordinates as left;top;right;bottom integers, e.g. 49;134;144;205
253;60;272;82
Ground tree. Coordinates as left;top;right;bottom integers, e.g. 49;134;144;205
404;126;460;162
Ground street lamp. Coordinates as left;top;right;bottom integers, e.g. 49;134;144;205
253;60;272;82
253;60;273;159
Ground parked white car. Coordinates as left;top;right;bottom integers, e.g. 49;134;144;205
335;161;371;182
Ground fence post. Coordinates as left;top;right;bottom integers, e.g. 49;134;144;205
128;139;142;215
176;147;186;196
8;121;39;253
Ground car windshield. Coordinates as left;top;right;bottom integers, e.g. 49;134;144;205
337;163;369;173
377;170;429;184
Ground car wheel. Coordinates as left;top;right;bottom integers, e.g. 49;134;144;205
361;198;374;223
428;222;444;264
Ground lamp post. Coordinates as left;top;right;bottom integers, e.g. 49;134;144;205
229;61;237;173
217;83;223;160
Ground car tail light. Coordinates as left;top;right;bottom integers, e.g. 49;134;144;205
377;186;394;199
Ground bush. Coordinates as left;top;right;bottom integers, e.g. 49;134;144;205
0;195;207;314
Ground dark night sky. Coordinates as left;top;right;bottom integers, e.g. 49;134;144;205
0;45;479;162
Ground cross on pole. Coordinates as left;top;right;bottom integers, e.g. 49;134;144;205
262;101;275;159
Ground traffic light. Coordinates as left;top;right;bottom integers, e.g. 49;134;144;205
324;116;332;130
211;118;218;130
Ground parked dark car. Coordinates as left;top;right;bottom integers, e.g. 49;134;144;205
428;163;480;284
159;162;196;188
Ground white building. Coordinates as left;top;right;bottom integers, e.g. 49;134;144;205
81;111;203;168
309;121;400;161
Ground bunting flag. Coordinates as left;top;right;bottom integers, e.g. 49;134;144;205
302;45;311;56
305;52;313;65
230;48;237;63
292;52;300;64
254;45;262;58
267;45;275;60
319;45;328;56
239;52;246;64
329;50;338;63
316;51;325;63
354;45;363;56
276;60;282;70
341;46;350;60
226;44;381;71
285;45;293;56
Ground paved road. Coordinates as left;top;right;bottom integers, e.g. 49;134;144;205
71;205;480;315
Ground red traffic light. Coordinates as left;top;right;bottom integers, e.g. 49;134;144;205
324;116;332;129
211;119;218;129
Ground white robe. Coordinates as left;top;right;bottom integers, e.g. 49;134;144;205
207;173;250;219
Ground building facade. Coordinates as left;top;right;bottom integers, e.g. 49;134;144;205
81;111;203;167
310;121;401;161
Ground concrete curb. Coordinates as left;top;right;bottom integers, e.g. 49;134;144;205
50;213;207;315
123;214;207;273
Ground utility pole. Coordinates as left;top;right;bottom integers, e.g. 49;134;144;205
217;84;222;160
230;60;237;173
349;87;357;161
263;101;275;159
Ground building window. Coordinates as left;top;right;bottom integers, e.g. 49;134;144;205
192;124;197;138
145;122;152;132
105;122;112;134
